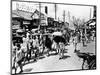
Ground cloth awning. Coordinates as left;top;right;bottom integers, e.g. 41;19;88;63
16;29;24;33
52;32;62;36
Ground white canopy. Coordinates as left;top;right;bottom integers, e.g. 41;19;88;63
31;29;38;33
52;32;62;36
16;29;23;32
89;22;96;26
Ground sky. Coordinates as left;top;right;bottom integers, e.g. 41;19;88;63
12;1;94;22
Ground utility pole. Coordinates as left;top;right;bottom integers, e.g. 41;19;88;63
55;4;57;20
63;10;65;23
58;17;59;21
39;2;41;24
68;11;71;28
16;3;19;10
90;8;92;19
38;2;41;30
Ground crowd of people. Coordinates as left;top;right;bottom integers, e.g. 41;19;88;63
12;26;96;74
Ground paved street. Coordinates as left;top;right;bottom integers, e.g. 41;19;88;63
77;40;96;54
11;1;96;74
12;40;95;74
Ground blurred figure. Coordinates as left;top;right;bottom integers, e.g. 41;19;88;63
26;31;30;39
73;35;78;52
77;32;81;43
82;33;86;46
15;44;24;74
21;35;28;63
45;35;52;56
27;35;33;61
12;42;17;69
92;31;95;41
52;40;58;53
32;35;39;61
59;42;65;59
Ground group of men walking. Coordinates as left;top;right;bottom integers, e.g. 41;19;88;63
12;31;66;74
12;27;95;74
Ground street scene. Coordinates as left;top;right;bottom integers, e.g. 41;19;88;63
11;0;96;75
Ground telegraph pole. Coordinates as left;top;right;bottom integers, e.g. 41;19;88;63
63;10;65;23
16;3;19;10
90;8;92;19
68;11;71;27
38;2;41;30
55;4;57;20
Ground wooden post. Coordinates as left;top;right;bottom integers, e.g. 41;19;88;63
55;4;57;20
38;2;41;30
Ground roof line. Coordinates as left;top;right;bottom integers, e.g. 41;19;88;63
12;0;96;7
